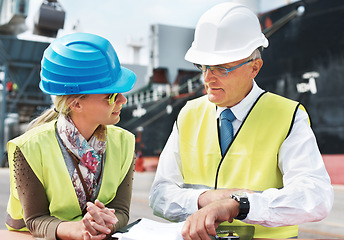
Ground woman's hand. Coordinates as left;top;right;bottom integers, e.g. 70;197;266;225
57;220;89;240
82;199;118;240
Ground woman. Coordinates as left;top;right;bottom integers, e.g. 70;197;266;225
6;32;136;240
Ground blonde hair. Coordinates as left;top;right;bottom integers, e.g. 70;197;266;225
26;94;85;131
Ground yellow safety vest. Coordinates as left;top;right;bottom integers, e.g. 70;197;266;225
177;92;308;238
6;120;135;231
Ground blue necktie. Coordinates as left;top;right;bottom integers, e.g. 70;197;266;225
220;109;236;155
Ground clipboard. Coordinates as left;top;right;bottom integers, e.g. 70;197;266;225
213;225;255;240
115;218;142;233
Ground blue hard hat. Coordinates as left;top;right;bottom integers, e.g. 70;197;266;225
39;32;136;95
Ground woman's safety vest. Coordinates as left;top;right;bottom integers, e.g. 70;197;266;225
6;120;135;231
177;92;308;238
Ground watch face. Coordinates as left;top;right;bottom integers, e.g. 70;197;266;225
233;192;247;198
231;192;246;202
231;194;240;202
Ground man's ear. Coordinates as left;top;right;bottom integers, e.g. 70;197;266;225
250;58;263;79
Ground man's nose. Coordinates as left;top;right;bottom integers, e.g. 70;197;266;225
203;70;216;83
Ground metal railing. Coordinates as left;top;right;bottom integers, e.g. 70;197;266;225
125;73;202;107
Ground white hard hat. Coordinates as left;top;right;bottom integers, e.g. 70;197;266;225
185;2;269;65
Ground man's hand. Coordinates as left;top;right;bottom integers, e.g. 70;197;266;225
182;198;240;240
82;199;118;240
198;188;252;209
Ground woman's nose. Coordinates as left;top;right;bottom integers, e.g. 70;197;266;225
116;93;127;105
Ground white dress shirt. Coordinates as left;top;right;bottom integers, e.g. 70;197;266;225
149;81;333;227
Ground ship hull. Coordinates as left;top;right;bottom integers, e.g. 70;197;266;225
258;0;344;154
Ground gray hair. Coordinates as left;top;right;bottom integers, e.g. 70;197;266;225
248;48;262;60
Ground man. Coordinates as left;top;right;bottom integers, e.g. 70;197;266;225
149;3;333;240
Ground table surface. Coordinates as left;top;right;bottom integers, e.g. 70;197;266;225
0;230;35;239
0;230;342;240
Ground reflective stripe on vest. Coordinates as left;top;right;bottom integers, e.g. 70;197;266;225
6;120;134;231
177;92;308;238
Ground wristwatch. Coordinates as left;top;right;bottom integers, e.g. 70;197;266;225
231;193;250;220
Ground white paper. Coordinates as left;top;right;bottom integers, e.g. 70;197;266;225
112;218;185;240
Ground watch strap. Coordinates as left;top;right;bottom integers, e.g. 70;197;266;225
231;193;250;220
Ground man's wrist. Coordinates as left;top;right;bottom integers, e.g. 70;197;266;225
197;190;207;209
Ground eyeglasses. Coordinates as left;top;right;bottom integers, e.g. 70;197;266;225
107;93;118;105
194;59;253;77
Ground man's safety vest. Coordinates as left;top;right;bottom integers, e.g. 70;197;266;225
6;120;135;231
177;92;308;238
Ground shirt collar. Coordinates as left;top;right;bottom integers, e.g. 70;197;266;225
216;80;264;121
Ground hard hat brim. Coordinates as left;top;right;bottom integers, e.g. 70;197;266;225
39;66;136;95
185;37;269;66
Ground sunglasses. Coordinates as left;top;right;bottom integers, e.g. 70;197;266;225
108;93;118;105
194;59;253;77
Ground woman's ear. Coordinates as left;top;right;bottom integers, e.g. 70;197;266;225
250;58;263;79
69;98;82;112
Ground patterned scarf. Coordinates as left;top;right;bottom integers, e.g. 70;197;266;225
57;115;107;210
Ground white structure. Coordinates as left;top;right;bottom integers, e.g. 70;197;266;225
0;0;29;34
127;36;144;65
